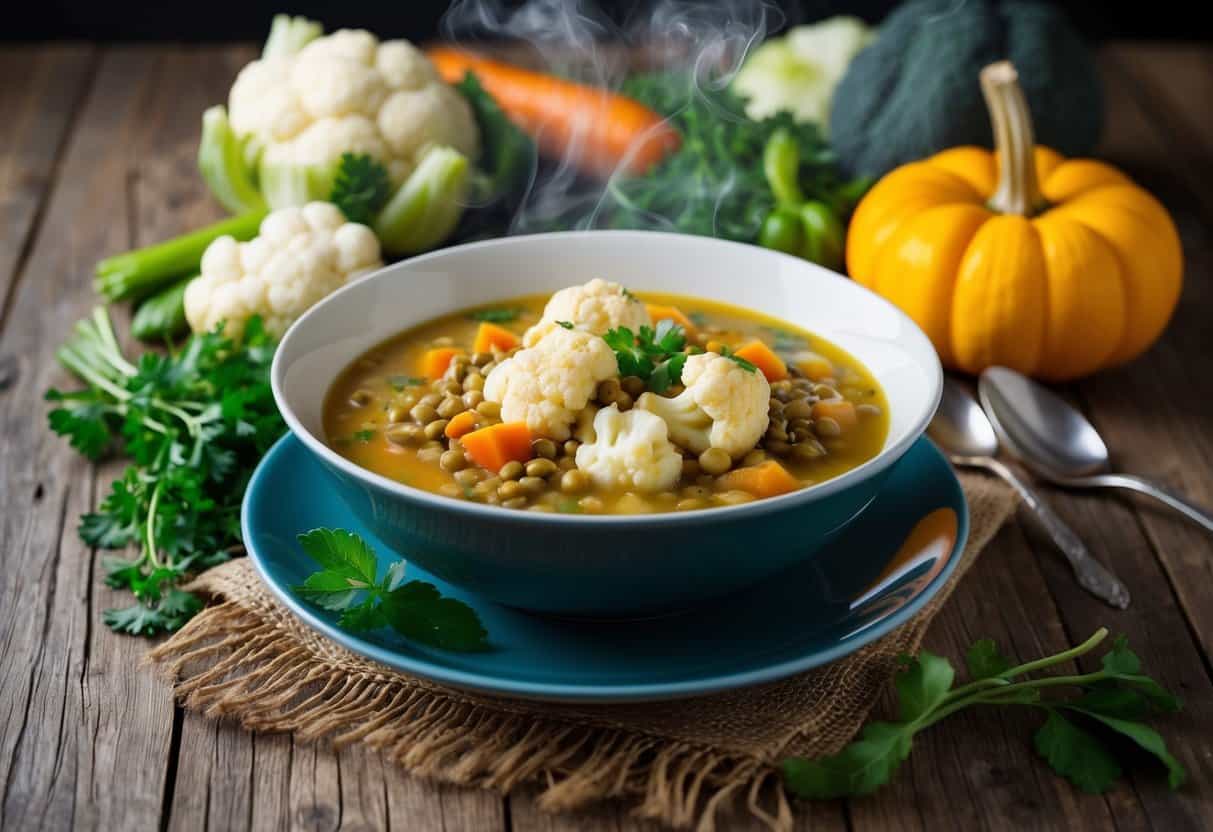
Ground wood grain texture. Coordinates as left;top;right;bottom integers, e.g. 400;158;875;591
1;41;1211;832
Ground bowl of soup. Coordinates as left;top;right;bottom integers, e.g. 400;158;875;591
272;231;941;617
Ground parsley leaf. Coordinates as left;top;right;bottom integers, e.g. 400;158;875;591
781;629;1185;801
1033;710;1123;793
718;345;758;373
329;152;391;225
468;308;522;323
293;528;489;652
966;638;1014;680
555;320;574;330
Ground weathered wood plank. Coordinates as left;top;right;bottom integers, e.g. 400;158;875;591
0;47;177;831
0;45;97;316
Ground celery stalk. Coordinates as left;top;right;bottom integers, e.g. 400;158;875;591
374;147;470;255
198;106;266;215
131;276;192;342
261;14;323;59
94;210;265;302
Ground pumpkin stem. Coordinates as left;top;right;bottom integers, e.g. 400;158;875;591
981;62;1048;216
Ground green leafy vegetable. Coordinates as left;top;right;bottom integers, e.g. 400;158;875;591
468;308;522;323
46;307;284;635
555;72;863;246
329;153;393;225
602;320;688;389
455;71;533;202
294;528;488;651
781;629;1185;800
555;320;574;330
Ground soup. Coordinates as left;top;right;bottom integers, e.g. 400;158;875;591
324;280;889;514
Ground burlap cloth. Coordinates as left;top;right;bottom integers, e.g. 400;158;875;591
147;472;1015;831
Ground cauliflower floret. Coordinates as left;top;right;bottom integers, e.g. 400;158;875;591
523;278;651;346
637;352;771;458
228;28;479;194
483;327;618;440
184;202;381;338
574;405;683;493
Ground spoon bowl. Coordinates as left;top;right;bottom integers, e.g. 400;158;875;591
929;379;1001;460
978;367;1110;478
979;366;1213;536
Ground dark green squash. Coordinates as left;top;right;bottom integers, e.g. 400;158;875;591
829;0;1102;178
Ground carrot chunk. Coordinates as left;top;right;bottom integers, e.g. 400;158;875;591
717;460;801;498
461;422;533;471
796;352;835;381
444;411;479;440
733;340;788;382
472;322;519;354
645;304;697;335
419;347;463;380
811;399;858;431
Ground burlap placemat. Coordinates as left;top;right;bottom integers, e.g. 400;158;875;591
147;472;1014;831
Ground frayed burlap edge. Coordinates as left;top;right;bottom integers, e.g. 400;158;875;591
145;473;1015;832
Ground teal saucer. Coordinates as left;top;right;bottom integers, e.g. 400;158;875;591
242;435;968;703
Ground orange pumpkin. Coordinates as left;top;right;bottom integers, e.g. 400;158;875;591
846;62;1183;381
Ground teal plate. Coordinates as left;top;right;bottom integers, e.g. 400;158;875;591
243;435;968;703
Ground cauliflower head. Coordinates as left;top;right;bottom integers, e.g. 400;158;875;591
227;27;479;205
523;278;651;346
637;352;770;457
483;327;618;440
574;405;683;493
184;202;381;338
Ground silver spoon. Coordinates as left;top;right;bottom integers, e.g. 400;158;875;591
929;376;1130;609
980;366;1213;535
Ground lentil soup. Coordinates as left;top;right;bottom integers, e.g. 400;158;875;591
323;284;889;514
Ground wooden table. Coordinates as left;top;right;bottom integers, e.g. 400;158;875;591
1;41;1211;831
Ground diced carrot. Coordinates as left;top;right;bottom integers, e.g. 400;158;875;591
717;460;801;498
811;399;858;431
645;304;697;335
472;322;519;354
733;340;788;382
461;422;533;472
444;411;479;440
796;352;835;381
419;347;463;380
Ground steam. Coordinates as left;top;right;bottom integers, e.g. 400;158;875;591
440;0;782;235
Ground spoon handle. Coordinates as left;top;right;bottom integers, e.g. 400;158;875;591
971;457;1131;609
1061;473;1213;535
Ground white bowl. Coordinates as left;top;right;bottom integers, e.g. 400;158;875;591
271;231;942;615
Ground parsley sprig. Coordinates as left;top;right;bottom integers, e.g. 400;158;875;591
602;320;756;393
294;528;488;651
782;629;1186;799
602;320;688;393
46;308;284;635
329;153;392;225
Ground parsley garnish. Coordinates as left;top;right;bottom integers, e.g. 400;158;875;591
468;308;522;323
555;320;574;330
46;308;285;636
719;345;758;373
602;320;688;391
352;429;375;443
294;528;488;651
330;153;392;225
621;287;638;302
781;629;1185;799
388;375;426;391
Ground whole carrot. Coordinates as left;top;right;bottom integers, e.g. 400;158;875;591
427;47;680;180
